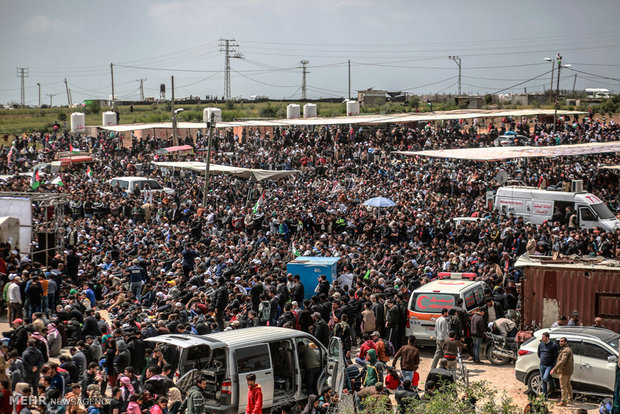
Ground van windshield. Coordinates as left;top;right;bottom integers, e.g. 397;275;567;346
411;293;456;312
591;203;615;220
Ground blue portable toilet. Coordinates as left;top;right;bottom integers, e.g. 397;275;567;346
286;256;340;300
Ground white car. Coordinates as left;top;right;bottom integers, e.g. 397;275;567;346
515;327;619;397
108;176;174;195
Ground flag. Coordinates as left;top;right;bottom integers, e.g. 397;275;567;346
292;242;301;257
50;176;64;187
363;269;371;280
86;166;93;179
31;168;40;191
69;143;80;154
252;190;265;214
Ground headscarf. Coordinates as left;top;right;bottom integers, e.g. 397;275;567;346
301;394;317;414
47;323;59;338
119;376;135;395
31;331;49;357
167;387;182;410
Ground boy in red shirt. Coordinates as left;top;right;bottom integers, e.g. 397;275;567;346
246;373;263;414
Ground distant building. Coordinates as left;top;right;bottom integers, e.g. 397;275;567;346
453;95;483;109
357;88;387;106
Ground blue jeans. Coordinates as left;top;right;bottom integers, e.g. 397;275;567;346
472;337;483;362
539;365;553;396
401;369;414;382
130;282;143;301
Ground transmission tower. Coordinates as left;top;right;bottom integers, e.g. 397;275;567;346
137;78;147;101
300;60;309;100
46;93;58;107
219;38;242;100
17;67;29;106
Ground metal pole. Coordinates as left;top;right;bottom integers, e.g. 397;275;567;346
572;74;577;95
348;59;351;100
37;83;41;107
172;76;178;147
554;55;561;136
110;63;115;109
202;112;215;207
549;62;554;97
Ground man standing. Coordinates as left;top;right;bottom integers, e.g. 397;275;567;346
391;335;420;383
214;278;228;332
127;259;146;301
551;337;574;406
22;339;44;395
245;373;263;414
537;332;558;399
470;307;486;364
180;376;208;414
430;308;449;370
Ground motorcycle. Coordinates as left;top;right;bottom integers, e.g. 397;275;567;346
485;332;519;365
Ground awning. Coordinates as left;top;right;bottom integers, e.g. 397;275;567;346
394;141;620;161
157;145;194;155
153;161;300;181
99;109;586;132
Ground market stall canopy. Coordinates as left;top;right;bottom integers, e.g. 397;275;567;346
153;161;300;181
394;141;620;161
99;109;585;132
157;145;194;155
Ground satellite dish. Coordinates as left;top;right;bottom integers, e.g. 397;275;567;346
495;170;509;185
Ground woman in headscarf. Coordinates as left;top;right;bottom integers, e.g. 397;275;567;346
300;394;319;414
167;387;182;414
46;323;62;357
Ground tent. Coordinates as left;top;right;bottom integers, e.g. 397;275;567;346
153;161;300;181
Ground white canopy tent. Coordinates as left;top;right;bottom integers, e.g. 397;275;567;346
99;109;586;132
153;161;300;181
394;141;620;161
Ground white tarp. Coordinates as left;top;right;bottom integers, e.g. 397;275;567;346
394;141;620;161
0;216;20;250
600;165;620;170
99;109;586;132
153;161;300;181
0;198;32;254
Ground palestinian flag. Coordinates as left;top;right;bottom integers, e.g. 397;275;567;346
292;241;301;257
50;176;64;187
69;143;80;154
252;190;265;214
86;166;93;179
31;168;40;191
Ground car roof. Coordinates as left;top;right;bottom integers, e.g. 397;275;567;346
414;279;481;293
549;326;620;343
146;327;315;349
110;176;152;181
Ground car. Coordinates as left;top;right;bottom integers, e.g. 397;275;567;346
515;327;619;397
108;176;174;195
493;134;529;147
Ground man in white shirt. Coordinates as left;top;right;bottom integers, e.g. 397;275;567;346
430;308;450;370
7;275;22;321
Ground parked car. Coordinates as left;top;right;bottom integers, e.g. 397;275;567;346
515;327;619;397
108;176;174;195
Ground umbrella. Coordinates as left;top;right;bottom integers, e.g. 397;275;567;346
363;197;396;208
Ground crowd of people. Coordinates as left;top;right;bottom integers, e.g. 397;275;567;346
0;112;617;414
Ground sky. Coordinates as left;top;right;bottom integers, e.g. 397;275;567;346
1;0;619;106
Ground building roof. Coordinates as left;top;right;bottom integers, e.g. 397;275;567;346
514;254;620;270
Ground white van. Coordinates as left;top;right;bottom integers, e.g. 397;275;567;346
494;185;620;232
108;176;174;195
145;327;344;414
406;276;491;346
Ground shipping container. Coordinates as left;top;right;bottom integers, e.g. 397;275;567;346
515;255;620;333
286;256;340;300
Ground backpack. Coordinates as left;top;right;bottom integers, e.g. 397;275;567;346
383;340;395;357
258;301;271;323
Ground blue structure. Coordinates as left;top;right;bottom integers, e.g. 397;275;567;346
286;256;340;300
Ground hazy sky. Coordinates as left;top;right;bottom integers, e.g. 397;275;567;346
1;0;619;105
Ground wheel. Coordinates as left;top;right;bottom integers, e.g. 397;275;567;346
526;370;543;394
486;343;510;365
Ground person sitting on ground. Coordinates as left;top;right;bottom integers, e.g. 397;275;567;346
394;379;419;413
384;366;400;391
425;358;454;391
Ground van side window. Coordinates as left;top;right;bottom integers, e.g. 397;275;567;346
236;345;271;373
580;207;596;222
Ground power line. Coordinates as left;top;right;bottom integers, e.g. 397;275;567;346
402;76;457;91
563;67;620;82
490;68;554;94
232;70;297;88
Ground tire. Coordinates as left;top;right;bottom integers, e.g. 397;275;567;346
486;343;510;365
526;370;543;395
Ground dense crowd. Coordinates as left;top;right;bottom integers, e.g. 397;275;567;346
0;113;618;414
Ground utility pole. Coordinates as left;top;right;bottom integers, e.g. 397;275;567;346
110;63;115;108
203;112;215;207
64;78;73;106
219;38;242;100
572;74;577;95
300;60;309;100
36;83;41;107
46;93;57;107
448;56;462;95
554;54;562;136
137;78;146;101
348;59;351;100
16;67;29;106
171;75;177;147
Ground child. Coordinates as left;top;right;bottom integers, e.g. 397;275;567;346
384;367;400;391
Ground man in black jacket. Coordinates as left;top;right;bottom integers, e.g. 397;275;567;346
23;339;45;394
290;274;304;304
125;330;147;375
385;299;400;349
8;319;29;355
82;309;102;338
213;278;228;332
311;312;329;348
